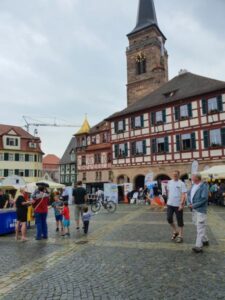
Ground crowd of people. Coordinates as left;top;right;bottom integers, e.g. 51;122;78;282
0;171;222;254
10;181;93;242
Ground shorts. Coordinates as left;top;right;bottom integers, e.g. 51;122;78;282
167;205;184;227
17;211;27;223
63;219;70;227
55;215;63;222
74;204;85;221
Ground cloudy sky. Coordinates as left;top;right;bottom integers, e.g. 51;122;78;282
0;0;225;157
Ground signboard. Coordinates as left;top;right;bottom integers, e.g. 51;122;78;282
145;172;154;186
104;183;118;203
191;160;199;174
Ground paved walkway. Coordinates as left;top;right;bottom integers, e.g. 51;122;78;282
0;205;225;300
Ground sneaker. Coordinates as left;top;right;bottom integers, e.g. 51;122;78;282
203;241;209;247
192;247;203;253
176;236;183;243
56;228;59;232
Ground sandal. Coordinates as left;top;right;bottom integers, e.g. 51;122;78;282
171;232;179;241
176;236;183;243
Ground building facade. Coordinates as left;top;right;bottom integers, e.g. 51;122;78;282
108;72;225;188
0;124;43;183
43;154;60;182
60;137;77;186
76;119;112;193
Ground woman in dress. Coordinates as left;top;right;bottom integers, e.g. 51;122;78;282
15;188;31;241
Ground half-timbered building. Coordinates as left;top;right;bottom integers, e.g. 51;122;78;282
76;119;112;193
108;71;225;187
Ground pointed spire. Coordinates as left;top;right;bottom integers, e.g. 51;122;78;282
76;115;90;135
128;0;159;36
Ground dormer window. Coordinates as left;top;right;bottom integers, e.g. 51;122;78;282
6;138;18;146
29;142;37;148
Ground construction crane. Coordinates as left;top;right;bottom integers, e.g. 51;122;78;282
23;116;81;134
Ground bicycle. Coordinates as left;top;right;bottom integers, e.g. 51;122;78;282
91;197;117;213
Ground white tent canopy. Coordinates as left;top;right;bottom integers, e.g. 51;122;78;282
201;165;225;179
24;180;65;194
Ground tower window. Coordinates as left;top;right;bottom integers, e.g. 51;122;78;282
136;53;146;75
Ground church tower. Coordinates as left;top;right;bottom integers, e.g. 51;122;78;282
126;0;168;106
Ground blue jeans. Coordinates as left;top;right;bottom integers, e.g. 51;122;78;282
35;213;48;239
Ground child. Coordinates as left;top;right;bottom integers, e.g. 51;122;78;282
51;195;63;232
82;206;92;235
61;202;70;237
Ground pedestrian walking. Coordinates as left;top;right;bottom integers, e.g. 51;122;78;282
32;184;50;240
166;170;187;243
51;194;63;232
72;181;87;230
15;188;31;241
82;206;92;235
61;202;70;237
188;173;209;253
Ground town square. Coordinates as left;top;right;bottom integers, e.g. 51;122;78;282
0;0;225;299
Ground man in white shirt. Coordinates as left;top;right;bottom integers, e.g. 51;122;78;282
167;170;187;243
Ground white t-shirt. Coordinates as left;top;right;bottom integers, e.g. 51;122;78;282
190;183;201;204
167;180;187;207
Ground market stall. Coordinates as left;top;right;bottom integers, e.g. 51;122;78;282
0;209;17;235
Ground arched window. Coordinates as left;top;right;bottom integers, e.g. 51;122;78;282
136;53;146;75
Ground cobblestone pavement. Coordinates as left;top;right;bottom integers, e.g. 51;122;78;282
0;205;225;300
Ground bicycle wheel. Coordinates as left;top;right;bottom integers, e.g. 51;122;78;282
106;201;117;213
91;202;101;213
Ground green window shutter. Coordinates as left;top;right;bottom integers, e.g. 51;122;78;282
15;139;18;146
162;109;167;123
114;122;118;134
34;170;37;177
131;117;135;129
34;155;37;162
131;142;136;156
4;169;8;177
176;135;181;151
202;99;207;115
15;153;19;161
165;136;169;153
151;112;155;126
124;143;128;157
15;169;19;175
174;107;180;121
115;144;119;158
217;95;223;112
25;154;29;162
25;170;29;177
152;139;156;154
188;103;193;117
141;115;144;127
123;119;126;131
142;140;147;155
221;128;225;146
4;153;9;161
191;132;196;150
203;131;209;149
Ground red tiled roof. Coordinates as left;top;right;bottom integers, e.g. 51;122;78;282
43;154;60;165
0;124;38;139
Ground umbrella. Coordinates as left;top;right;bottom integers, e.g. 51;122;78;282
36;180;65;189
201;165;225;179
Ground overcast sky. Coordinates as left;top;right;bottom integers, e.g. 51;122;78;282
0;0;225;158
